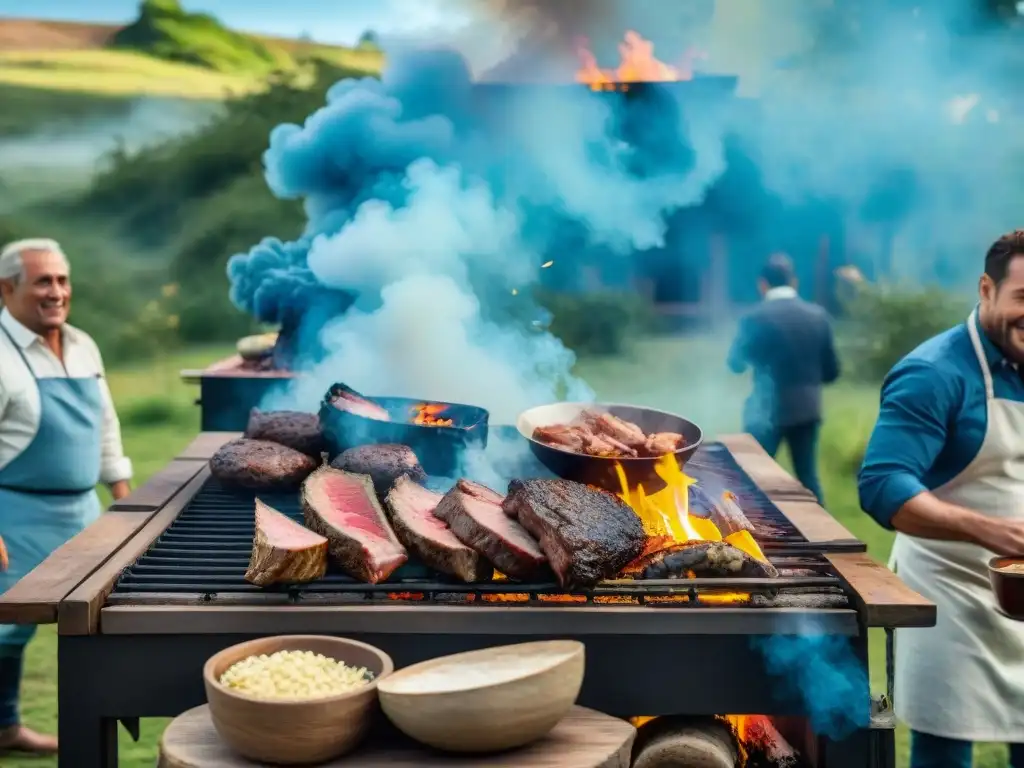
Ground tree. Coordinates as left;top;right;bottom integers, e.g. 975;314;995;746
358;30;380;49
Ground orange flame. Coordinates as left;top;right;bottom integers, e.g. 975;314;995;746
575;31;705;91
615;454;768;603
412;403;454;427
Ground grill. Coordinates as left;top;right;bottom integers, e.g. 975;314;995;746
30;431;930;768
109;440;847;608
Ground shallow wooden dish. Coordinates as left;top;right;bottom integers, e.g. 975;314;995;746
202;635;394;765
989;556;1024;620
377;640;585;753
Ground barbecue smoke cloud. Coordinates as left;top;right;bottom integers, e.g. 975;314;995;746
753;630;870;740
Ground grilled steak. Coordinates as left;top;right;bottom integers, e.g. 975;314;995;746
434;479;547;581
244;409;326;458
210;438;318;491
301;466;407;583
384;477;493;582
631;541;778;580
245;498;328;586
330;444;427;502
328;383;390;421
503;478;645;588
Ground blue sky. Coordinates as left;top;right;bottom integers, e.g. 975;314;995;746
0;0;464;45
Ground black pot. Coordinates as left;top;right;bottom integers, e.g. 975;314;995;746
319;385;489;477
516;402;703;494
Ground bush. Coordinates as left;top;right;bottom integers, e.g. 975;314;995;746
536;289;656;357
838;282;972;383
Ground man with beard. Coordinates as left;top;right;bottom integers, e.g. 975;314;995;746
0;239;132;755
859;230;1024;768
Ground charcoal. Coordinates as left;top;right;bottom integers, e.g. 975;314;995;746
209;438;318;491
635;541;778;580
385;476;493;582
244;409;326;458
245;499;328;586
434;479;547;581
301;466;408;584
503;478;645;588
330;444;427;502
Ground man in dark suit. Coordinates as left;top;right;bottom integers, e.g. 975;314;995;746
727;254;840;502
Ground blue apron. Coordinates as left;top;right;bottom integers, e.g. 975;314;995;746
0;325;103;649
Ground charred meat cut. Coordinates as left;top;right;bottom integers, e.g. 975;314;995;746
244;409;326;458
327;383;391;422
384;477;493;582
688;485;756;537
632;541;778;580
434;479;547;581
210;439;318;491
580;410;646;449
503;478;645;588
245;499;328;586
330;444;427;502
642;432;685;457
301;466;408;584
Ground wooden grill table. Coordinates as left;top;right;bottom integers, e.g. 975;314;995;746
0;431;936;768
158;705;634;767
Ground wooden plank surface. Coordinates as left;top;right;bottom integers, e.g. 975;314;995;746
175;432;240;461
59;467;211;636
0;510;161;625
159;705;634;768
827;552;936;628
109;458;206;511
718;434;817;500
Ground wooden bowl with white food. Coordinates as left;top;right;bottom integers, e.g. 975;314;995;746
377;640;585;753
201;635;393;765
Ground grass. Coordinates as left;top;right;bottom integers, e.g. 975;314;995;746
7;335;1012;767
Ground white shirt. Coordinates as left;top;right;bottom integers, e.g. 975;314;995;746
0;308;132;484
764;285;798;301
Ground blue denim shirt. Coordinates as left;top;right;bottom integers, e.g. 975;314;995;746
858;311;1024;529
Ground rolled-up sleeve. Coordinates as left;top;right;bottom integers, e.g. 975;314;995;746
857;359;957;529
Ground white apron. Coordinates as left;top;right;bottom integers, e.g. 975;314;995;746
889;310;1024;741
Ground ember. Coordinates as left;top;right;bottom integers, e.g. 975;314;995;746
412;403;454;427
575;30;705;90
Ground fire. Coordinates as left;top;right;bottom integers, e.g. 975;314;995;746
615;454;768;603
574;31;704;91
412;403;454;427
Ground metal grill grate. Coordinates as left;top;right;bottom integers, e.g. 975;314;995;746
110;442;852;608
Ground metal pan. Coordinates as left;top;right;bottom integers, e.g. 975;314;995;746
319;383;489;477
516;402;703;493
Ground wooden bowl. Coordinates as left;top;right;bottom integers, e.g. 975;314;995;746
989;557;1024;620
377;640;585;753
202;635;394;764
517;402;703;493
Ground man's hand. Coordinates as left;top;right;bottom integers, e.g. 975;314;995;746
976;519;1024;557
109;480;131;501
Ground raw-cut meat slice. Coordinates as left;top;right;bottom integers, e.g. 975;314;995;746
330;444;427;502
384;477;493;582
301;466;407;583
244;409;326;458
210;438;318;491
328;383;391;421
245;499;328;586
503;478;645;588
434;479;547;581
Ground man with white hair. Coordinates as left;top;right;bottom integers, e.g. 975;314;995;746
0;238;132;755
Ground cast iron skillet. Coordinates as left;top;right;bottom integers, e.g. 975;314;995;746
516;402;703;494
318;383;489;477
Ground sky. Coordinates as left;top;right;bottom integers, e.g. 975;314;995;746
0;0;464;45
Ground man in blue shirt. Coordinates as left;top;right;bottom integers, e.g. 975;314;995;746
728;254;840;502
859;230;1024;768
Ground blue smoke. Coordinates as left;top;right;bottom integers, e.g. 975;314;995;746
753;633;871;740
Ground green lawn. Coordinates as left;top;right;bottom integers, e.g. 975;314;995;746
8;336;1012;766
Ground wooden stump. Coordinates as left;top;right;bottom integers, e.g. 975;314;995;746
631;717;738;768
158;704;634;768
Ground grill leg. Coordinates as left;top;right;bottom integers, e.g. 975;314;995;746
58;639;118;768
